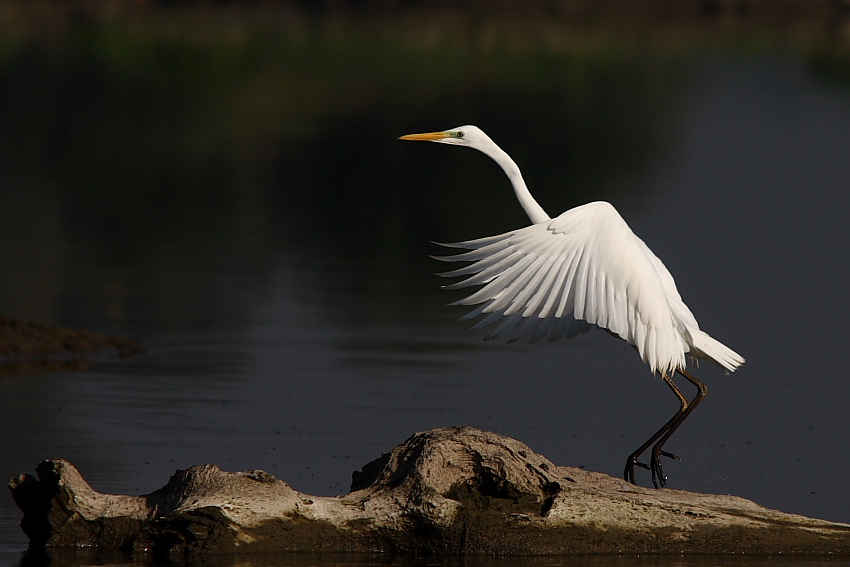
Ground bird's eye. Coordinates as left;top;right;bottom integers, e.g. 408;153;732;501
455;131;464;138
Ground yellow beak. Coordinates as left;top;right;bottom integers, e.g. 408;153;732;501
398;131;450;141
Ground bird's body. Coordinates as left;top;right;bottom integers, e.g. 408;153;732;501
437;200;743;377
400;125;744;488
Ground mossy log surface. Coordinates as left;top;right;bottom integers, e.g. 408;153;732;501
9;426;850;557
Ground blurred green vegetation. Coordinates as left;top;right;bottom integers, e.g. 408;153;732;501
1;0;849;325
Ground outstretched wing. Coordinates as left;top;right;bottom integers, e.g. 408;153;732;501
434;201;692;375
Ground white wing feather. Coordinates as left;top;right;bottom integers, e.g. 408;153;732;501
435;201;744;375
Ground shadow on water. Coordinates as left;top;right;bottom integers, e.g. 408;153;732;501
3;1;850;564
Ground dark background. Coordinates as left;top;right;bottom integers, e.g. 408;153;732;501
2;1;850;562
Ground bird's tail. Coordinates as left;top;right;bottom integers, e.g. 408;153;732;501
688;329;745;372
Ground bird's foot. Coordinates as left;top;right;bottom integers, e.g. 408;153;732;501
623;455;651;484
626;450;679;487
650;448;680;488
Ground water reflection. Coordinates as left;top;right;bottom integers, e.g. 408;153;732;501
10;549;850;567
2;2;850;564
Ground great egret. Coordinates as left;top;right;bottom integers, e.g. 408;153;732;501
399;125;744;488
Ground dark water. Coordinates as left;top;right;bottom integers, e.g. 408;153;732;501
6;551;850;567
7;551;850;567
2;4;850;565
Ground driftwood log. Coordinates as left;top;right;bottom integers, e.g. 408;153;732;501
9;426;850;557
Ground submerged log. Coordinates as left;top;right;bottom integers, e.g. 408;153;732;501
0;316;140;376
9;426;850;557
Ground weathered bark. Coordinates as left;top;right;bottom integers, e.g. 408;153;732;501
9;426;850;557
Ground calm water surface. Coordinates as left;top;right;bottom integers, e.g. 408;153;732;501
1;5;850;566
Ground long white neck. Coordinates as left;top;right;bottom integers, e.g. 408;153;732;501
478;141;550;224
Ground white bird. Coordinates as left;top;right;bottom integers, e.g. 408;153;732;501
399;125;745;488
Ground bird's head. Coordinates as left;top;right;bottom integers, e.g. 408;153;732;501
398;125;490;148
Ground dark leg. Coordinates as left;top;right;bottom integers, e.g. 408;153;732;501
649;369;707;488
624;373;688;485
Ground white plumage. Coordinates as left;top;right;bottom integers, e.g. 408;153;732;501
435;201;743;377
399;124;744;487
